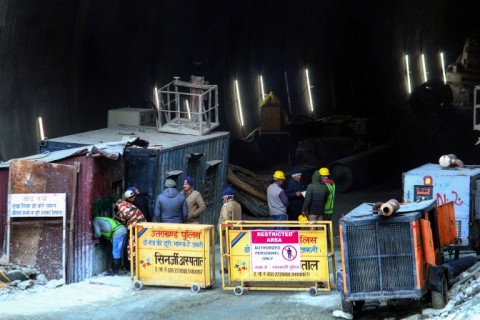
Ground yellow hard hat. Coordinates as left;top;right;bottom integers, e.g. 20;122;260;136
273;170;286;180
319;167;330;176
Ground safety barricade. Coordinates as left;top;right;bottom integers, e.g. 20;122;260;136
219;220;336;296
130;222;215;292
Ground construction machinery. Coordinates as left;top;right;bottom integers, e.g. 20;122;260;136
338;200;457;316
403;162;480;254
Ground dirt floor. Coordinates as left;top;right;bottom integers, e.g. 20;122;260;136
2;177;435;320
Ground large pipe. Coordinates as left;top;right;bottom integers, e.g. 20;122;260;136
379;199;400;216
439;154;464;168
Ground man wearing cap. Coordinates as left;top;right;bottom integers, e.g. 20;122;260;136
319;167;336;221
267;170;289;227
217;187;242;229
284;168;305;222
113;199;146;264
217;187;242;273
124;187;151;222
181;176;206;224
153;179;188;223
302;168;331;222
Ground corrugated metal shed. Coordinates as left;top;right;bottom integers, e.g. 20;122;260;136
0;170;8;256
40;125;230;226
0;140;131;283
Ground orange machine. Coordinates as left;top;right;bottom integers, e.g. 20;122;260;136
338;200;456;316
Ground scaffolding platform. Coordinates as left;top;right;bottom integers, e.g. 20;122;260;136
155;76;220;136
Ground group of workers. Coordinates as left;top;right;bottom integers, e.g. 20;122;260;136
267;167;335;224
92;167;333;276
92;176;208;275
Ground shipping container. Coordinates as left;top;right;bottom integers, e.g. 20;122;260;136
39;125;230;226
403;163;480;252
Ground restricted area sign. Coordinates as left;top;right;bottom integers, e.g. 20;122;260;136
228;227;329;283
250;230;301;273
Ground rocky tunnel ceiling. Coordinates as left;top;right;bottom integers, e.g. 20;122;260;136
0;0;480;166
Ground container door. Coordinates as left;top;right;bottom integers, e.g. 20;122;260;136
124;149;157;214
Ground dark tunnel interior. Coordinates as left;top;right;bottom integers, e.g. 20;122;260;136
1;0;480;187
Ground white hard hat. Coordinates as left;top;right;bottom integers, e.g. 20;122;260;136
124;190;135;198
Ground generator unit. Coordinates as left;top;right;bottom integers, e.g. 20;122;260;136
338;200;456;316
107;107;157;127
403;163;480;252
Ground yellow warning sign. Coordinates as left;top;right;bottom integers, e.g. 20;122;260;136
228;228;329;282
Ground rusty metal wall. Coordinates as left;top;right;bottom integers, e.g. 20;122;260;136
8;160;77;281
1;155;124;284
55;155;125;283
0;169;9;255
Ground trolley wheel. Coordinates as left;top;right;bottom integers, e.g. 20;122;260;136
308;287;318;296
191;283;201;293
133;280;143;291
431;274;448;309
233;286;244;296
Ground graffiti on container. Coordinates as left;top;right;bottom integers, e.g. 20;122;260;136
436;190;464;206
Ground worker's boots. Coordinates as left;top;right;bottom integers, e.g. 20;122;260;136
106;259;122;276
112;259;122;275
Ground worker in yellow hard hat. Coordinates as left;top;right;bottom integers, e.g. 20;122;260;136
301;167;332;222
267;170;289;229
319;168;335;221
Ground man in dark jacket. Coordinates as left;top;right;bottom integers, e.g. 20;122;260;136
301;170;330;221
124;187;152;221
153;179;188;223
284;168;305;221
